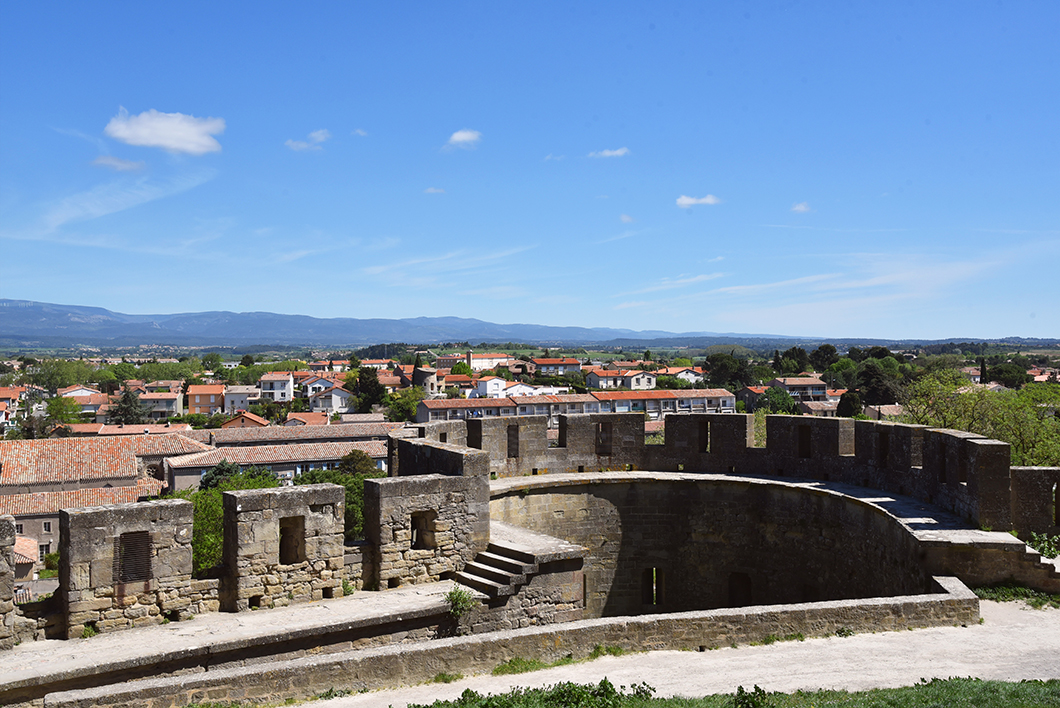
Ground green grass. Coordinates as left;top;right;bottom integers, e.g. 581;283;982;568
492;645;629;676
408;678;1060;708
433;672;465;684
974;583;1060;609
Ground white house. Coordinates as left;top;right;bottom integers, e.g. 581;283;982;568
259;372;294;402
224;385;260;413
310;386;354;414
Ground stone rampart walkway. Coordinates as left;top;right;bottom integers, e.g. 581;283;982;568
320;600;1060;708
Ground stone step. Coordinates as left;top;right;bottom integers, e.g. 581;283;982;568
453;571;515;598
463;560;520;587
477;550;536;576
487;541;537;566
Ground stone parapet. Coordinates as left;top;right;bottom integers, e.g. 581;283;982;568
59;499;194;639
219;484;345;612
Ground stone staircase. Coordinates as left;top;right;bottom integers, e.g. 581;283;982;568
456;541;540;598
454;521;585;599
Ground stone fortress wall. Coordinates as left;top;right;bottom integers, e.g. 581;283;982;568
2;413;1058;651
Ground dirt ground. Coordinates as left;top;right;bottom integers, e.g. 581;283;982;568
321;600;1060;707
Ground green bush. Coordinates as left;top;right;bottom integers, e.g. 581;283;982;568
294;452;384;543
43;551;59;571
445;586;477;618
170;469;280;576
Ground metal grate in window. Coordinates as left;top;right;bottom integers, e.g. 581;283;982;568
113;530;152;584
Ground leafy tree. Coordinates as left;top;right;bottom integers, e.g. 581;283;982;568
809;344;839;372
109;386;148;424
855;359;903;406
239;354;256;367
445;386;464;399
837;391;863;418
112;362;138;382
386;386;426;422
655;375;692;390
779;347;810;374
357;367;387;413
201;353;224;371
705;352;753;390
987;363;1032;389
672;357;693;368
758;386;796;414
172;468;279;575
413;354;424;369
46;396;84;425
450;361;473;376
6;415;51;440
643;349;652;362
199;460;276;491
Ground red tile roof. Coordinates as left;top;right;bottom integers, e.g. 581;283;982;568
0;479;164;517
0;435;211;486
98;423;193;435
182;422;402;445
166;441;387;469
14;536;38;564
187;384;226;395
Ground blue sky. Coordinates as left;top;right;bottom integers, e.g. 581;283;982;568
1;2;1057;340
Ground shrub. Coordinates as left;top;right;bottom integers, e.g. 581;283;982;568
445;586;477;618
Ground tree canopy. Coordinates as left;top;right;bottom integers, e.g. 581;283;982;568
109;386;149;425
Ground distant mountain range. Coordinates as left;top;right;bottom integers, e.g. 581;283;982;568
1;300;1055;351
0;299;792;348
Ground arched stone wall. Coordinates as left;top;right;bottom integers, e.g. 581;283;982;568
491;474;929;618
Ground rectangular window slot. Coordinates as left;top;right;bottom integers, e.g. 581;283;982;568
411;510;437;550
279;516;306;565
700;420;710;452
507;425;519;458
878;430;890;466
595;422;613;456
439;432;447;443
641;567;665;606
113;530;152;584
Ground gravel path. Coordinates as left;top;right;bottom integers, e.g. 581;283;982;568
320;601;1060;707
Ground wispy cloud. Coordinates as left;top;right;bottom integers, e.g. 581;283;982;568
104;107;224;155
92;155;145;172
620;214;633;223
286;128;331;151
352;128;368;137
447;129;481;149
588;147;629;158
676;194;721;208
544;153;565;161
595;229;638;244
3;171;217;240
791;201;811;213
424;187;445;194
710;274;836;295
622;273;725;295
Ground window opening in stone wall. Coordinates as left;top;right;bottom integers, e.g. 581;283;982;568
957;448;968;484
1053;482;1058;527
797;425;812;459
279;516;306;565
700;420;710;453
878;430;890;466
507;425;520;458
113;530;152;584
411;510;437;550
439;432;447;443
641;567;664;606
595;422;613;456
728;572;753;607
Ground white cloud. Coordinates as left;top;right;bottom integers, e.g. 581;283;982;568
424;187;445;194
624;273;725;295
676;194;721;208
588;147;629;158
620;214;633;223
447;129;481;148
286;129;331;151
92;155;145;172
791;201;811;213
353;129;368;136
104;107;224;155
544;153;565;161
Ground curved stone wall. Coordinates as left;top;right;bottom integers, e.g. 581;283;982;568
490;473;929;618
